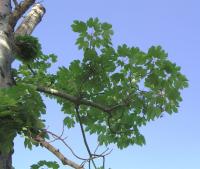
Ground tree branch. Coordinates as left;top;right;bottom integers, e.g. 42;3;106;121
75;106;97;169
37;86;110;112
45;129;88;161
75;106;92;156
10;0;36;28
14;3;46;36
34;135;84;169
42;128;112;167
37;86;127;113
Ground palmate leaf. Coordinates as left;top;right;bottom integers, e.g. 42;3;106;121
55;18;188;148
15;18;188;150
63;116;75;128
31;160;60;169
71;20;87;33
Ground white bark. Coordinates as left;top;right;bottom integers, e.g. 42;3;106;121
0;31;13;87
0;0;14;168
10;0;36;28
0;2;45;87
0;0;13;87
15;3;45;36
0;0;12;169
0;0;11;16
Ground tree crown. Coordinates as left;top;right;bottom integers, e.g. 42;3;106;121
0;17;188;169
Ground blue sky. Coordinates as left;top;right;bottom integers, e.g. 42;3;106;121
13;0;200;169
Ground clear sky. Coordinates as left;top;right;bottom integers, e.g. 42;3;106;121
13;0;200;169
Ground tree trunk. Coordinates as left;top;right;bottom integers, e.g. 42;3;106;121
0;0;14;168
0;150;13;169
0;0;13;87
0;1;45;168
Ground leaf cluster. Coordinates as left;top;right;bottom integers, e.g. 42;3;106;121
31;160;60;169
0;84;46;153
14;35;42;63
52;18;188;148
11;18;188;150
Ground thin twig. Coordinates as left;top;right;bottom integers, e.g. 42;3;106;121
47;123;65;143
27;64;36;76
75;106;97;169
89;161;91;169
44;129;87;161
94;144;100;154
103;156;105;169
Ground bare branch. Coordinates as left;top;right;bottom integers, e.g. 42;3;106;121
41;128;112;168
103;156;105;169
10;0;36;28
94;144;100;154
34;135;84;169
45;129;87;161
47;123;65;143
92;148;112;157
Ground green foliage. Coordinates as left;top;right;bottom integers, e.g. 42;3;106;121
30;160;60;169
15;52;57;86
3;37;58;153
3;18;188;157
15;35;42;63
0;84;46;153
54;18;188;148
71;17;113;50
63;116;75;128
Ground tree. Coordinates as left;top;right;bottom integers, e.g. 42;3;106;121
0;1;188;169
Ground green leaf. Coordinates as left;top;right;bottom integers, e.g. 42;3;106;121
71;20;87;33
117;44;130;56
31;161;59;169
64;117;75;128
101;22;112;30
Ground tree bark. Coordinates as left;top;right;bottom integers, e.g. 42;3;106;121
35;136;84;169
15;3;45;36
0;0;13;88
0;150;13;169
0;0;14;168
0;1;45;168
